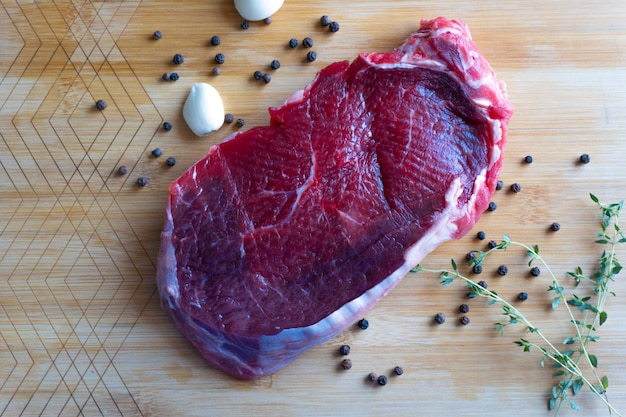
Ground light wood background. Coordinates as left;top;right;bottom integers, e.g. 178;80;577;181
1;0;626;416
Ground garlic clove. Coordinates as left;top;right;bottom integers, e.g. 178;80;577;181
234;0;284;22
183;83;225;136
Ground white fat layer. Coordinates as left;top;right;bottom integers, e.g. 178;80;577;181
489;142;501;169
430;26;466;39
283;89;305;106
492;119;502;143
158;199;179;300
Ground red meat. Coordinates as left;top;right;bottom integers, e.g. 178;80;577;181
157;17;513;379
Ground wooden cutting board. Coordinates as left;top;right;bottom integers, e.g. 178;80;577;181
2;0;626;416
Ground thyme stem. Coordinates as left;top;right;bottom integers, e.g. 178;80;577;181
414;194;623;416
513;241;603;386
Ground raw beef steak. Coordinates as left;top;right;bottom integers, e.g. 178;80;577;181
157;17;513;379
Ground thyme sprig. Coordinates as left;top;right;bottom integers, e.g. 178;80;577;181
413;194;623;416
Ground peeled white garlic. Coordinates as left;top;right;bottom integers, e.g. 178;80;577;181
182;83;224;137
234;0;284;21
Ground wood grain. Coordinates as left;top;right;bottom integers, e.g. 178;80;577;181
1;0;626;416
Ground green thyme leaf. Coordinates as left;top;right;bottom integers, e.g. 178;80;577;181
440;273;454;286
613;262;622;274
441;277;454;286
548;397;556;411
567;298;582;307
569;400;582;411
563;337;576;345
451;258;458;272
572;379;584;395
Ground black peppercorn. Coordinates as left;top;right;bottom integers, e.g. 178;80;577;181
459;304;469;313
339;344;350;355
253;70;263;80
530;266;541;277
170;72;179;81
510;183;521;193
488;240;498;249
377;375;388;386
137;176;148;187
303;37;314;48
172;53;184;65
524;155;533;164
472;264;483;274
262;73;271;84
151;148;162;157
487;201;497;212
163;121;172;131
357;318;369;330
270;59;280;70
289;38;298;48
210;35;220;46
118;166;127;175
517;292;529;301
236;118;245;127
393;366;404;376
224;113;234;124
153;30;162;40
580;153;590;164
263;16;272;24
550;222;561;232
320;15;331;26
162;72;171;81
368;372;378;382
165;156;176;167
434;313;446;324
307;51;317;62
496;180;504;191
460;316;470;325
212;67;221;76
476;231;486;240
478;280;488;289
497;265;508;276
96;99;107;111
340;359;352;370
328;21;340;33
215;53;225;64
240;20;250;30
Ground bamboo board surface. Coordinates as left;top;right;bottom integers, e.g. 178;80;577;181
2;0;626;416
